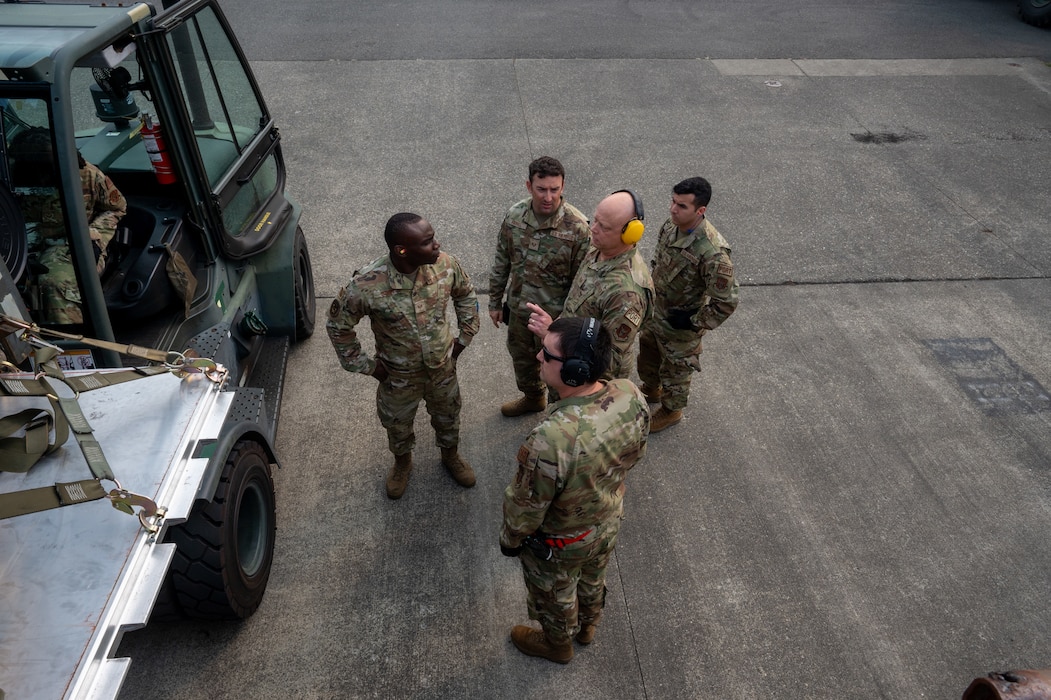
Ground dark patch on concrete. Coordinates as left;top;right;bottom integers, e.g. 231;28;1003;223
851;131;927;144
925;338;1051;416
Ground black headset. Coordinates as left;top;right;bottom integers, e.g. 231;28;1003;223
560;317;601;387
612;189;645;244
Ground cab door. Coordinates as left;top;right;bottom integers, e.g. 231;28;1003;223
151;0;290;259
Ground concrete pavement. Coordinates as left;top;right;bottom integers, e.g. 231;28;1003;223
117;57;1051;699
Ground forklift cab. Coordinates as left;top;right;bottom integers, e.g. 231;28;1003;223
0;0;314;375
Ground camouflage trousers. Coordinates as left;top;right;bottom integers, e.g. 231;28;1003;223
376;360;461;455
506;308;544;397
519;517;621;645
37;245;84;325
637;325;704;411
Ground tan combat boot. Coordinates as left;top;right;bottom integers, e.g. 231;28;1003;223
440;447;476;488
640;383;663;404
576;610;601;644
500;393;547;417
386;452;413;499
649;406;683;433
510;625;574;664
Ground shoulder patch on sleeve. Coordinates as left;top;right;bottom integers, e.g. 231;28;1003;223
328;298;342;318
514;444;535;491
625;309;642;327
615;323;632;341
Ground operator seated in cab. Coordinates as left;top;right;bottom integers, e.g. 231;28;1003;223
8;126;127;325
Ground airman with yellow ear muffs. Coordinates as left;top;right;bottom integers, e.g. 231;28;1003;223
637;176;739;432
525;190;653;381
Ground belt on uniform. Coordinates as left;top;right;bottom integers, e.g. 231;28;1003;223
538;529;593;549
522;528;594;561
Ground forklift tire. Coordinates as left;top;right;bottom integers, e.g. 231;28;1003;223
293;226;316;341
1019;0;1051;27
167;439;276;619
149;571;185;622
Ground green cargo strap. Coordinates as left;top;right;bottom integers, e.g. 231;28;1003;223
0;366;168;475
21;323;173;364
0;374;53;399
1;366;168;397
0;478;108;519
0;361;162;517
57;396;115;481
0;370;69;473
60;365;168;393
0;322;205;527
0;407;63;473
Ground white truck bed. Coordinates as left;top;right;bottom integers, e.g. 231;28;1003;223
0;370;233;699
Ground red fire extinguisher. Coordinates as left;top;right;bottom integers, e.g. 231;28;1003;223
140;113;176;185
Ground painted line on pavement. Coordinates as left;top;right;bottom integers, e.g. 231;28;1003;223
711;57;1035;77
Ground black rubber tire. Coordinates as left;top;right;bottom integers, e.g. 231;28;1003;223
1019;0;1051;27
167;439;276;619
293;226;316;341
148;572;185;622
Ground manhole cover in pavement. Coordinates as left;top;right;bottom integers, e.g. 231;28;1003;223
924;338;1051;416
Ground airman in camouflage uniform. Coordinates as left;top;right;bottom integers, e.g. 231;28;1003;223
637;177;738;432
11;127;126;324
500;316;649;663
526;191;653;382
489;156;591;417
327;213;480;499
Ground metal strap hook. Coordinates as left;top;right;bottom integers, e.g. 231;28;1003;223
107;488;168;534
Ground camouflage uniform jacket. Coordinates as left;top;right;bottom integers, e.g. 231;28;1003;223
500;378;649;548
650;217;738;332
326;251;480;375
563;245;653;377
18;162;126;272
488;197;591;318
81;162;127;273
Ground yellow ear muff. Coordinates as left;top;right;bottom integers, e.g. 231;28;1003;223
613;188;645;244
621;218;644;245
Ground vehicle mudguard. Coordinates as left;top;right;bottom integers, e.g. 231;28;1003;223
193;417;280;504
251;194;304;338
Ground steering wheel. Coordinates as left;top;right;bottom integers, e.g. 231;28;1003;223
0;185;28;284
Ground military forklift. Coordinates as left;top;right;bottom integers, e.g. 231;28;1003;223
0;0;315;696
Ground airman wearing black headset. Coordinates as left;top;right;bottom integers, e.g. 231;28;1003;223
500;315;650;663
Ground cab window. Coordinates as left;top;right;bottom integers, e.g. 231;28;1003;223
166;6;266;187
165;5;280;241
